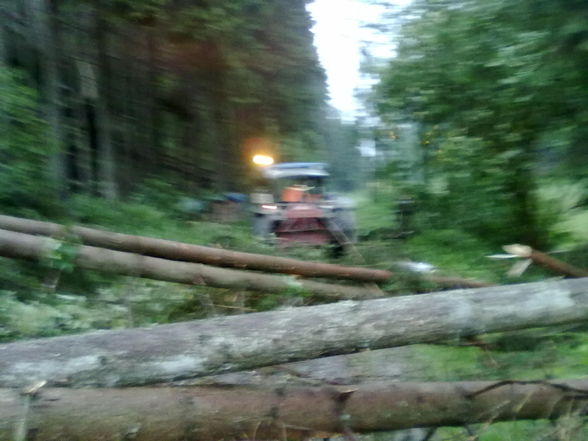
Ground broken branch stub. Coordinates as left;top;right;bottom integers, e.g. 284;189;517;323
504;243;588;278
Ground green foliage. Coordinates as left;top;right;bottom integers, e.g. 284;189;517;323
0;290;127;342
405;229;506;283
535;180;588;247
354;190;399;238
0;68;58;215
415;328;588;440
438;419;588;441
69;195;180;236
374;0;588;247
42;238;80;273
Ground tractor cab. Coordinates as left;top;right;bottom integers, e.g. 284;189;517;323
251;162;356;249
257;162;329;203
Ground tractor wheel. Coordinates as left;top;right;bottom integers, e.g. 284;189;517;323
327;210;356;258
332;210;357;244
252;214;273;239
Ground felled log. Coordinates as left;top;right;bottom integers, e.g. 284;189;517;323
504;244;588;278
0;214;391;282
0;228;382;300
0;278;586;388
0;214;490;288
1;379;587;440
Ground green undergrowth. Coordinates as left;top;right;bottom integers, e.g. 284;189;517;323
435;419;587;441
414;328;588;383
1;194;587;440
412;327;588;441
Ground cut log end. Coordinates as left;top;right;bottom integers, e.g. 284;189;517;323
503;244;533;258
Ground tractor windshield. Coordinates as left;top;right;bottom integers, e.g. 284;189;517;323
273;176;326;203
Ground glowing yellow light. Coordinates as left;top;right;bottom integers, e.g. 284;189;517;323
252;154;274;166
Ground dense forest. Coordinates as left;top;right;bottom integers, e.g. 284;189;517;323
373;0;588;249
1;0;362;216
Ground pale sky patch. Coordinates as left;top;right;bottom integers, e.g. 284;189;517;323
307;0;411;119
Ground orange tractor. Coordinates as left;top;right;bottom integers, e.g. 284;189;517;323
250;162;356;253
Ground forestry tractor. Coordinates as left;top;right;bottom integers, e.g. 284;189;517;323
250;159;356;253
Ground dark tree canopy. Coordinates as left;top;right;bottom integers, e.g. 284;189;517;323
0;0;336;205
374;0;588;247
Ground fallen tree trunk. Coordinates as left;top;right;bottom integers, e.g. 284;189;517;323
0;214;391;282
189;346;421;388
0;228;382;300
0;278;586;388
0;214;490;288
1;379;587;440
504;244;588;278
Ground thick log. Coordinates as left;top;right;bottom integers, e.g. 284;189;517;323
0;278;586;388
0;228;381;300
190;346;421;388
1;380;587;440
0;214;392;282
504;244;588;278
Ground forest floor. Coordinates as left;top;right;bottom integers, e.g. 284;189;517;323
1;193;587;441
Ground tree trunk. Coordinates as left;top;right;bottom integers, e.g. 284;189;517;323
146;28;160;167
0;228;382;300
506;147;542;247
0;214;468;285
0;277;586;388
74;54;100;193
32;0;67;197
1;379;587;440
190;346;421;388
0;20;6;66
94;6;118;200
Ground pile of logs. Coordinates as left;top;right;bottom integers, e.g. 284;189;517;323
0;214;583;298
1;214;587;440
0;214;492;300
1;278;588;440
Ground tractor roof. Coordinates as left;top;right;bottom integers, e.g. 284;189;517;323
262;162;329;179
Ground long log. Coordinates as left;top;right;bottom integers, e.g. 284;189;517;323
0;278;586;388
0;228;381;300
1;380;587;440
0;214;490;288
190;346;420;388
0;214;392;282
504;244;588;278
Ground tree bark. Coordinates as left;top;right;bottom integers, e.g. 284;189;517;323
0;228;382;300
0;277;586;388
190;346;421;388
0;19;6;66
504;244;588;278
1;380;587;441
31;0;67;197
94;5;118;200
0;214;475;286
